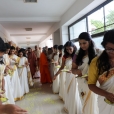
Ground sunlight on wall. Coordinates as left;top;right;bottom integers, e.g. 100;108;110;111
39;39;53;48
45;39;53;48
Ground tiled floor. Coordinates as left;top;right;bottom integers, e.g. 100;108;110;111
16;81;67;114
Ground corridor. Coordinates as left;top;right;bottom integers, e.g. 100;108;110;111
16;81;67;114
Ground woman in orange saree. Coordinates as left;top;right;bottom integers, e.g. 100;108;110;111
40;48;52;84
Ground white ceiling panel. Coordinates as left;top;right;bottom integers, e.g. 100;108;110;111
0;0;76;17
0;0;77;46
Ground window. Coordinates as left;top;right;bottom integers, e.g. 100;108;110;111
104;1;114;30
69;18;87;40
69;27;74;40
92;36;103;50
88;8;104;35
74;42;80;50
68;0;114;50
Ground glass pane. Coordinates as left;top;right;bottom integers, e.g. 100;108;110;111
69;18;87;40
88;8;104;35
105;24;114;30
73;18;87;39
69;27;74;40
89;27;104;35
74;42;80;50
105;1;114;26
92;36;103;50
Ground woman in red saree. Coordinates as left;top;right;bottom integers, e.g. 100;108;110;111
40;48;52;84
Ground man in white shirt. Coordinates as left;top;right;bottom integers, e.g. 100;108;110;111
33;45;41;68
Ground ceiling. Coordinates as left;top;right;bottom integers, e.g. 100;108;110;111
0;0;76;47
1;22;54;43
0;0;76;17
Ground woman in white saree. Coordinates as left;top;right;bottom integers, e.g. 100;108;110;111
9;46;23;101
88;30;114;114
26;65;34;87
3;43;15;104
0;59;7;104
65;54;82;114
0;38;28;114
47;48;54;79
72;32;99;114
53;41;77;113
58;45;65;100
52;45;59;93
63;57;73;112
18;50;29;95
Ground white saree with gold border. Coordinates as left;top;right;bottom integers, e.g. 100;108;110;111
3;54;15;104
59;56;66;101
77;56;98;114
98;68;114;114
64;57;73;112
18;57;29;95
52;54;60;93
0;64;8;104
67;73;82;114
9;55;23;101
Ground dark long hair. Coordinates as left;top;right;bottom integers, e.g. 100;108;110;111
76;32;96;66
58;45;64;57
52;45;59;58
53;45;58;50
97;30;114;75
10;46;15;50
9;46;15;55
64;41;77;58
5;43;10;49
0;38;6;64
0;38;6;53
18;49;26;57
58;45;64;51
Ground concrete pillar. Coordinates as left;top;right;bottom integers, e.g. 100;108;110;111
60;26;69;45
53;29;61;45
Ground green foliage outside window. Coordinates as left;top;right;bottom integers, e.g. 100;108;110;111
91;10;114;34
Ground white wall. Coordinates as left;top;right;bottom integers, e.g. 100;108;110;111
0;24;18;45
39;42;46;48
39;40;53;48
60;26;69;45
10;37;18;46
45;40;53;48
19;43;39;49
39;34;53;48
0;24;10;42
53;29;61;45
